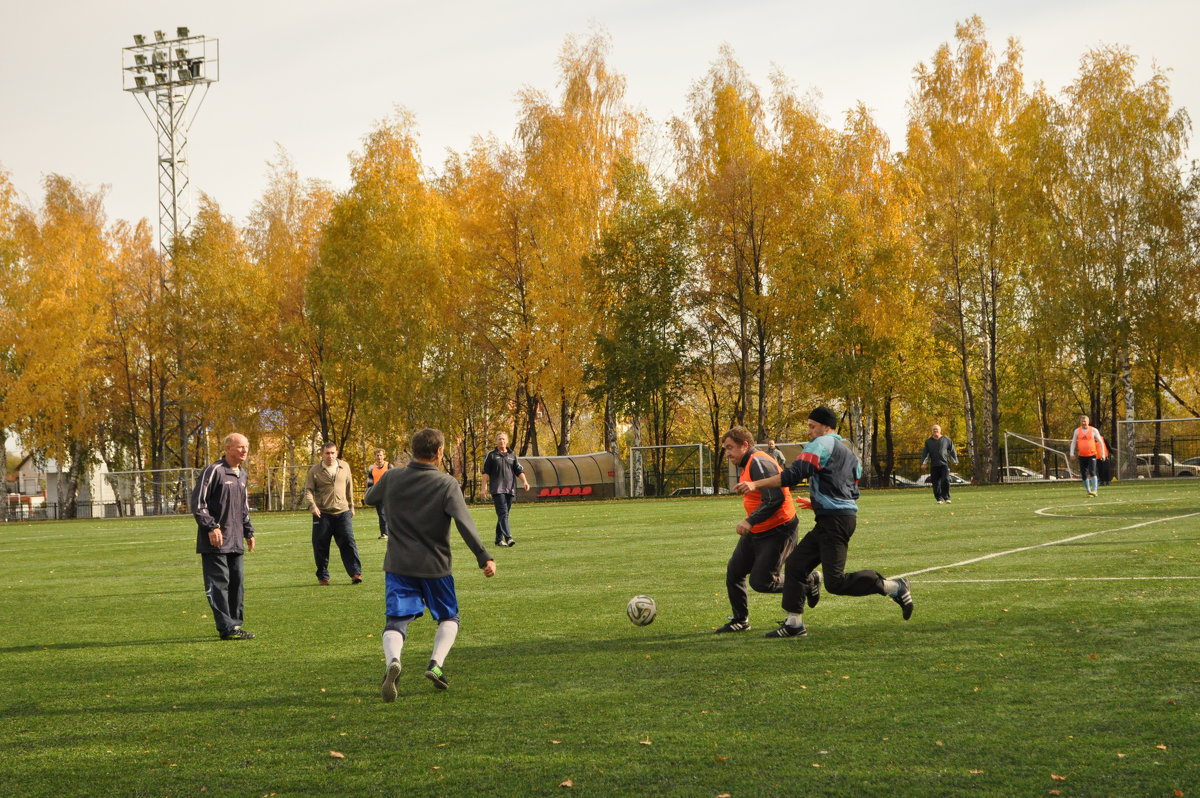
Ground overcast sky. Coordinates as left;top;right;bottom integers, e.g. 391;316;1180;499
1;0;1196;233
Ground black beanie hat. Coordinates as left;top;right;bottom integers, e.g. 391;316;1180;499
809;406;838;429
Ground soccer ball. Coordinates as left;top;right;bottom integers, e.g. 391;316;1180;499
626;594;656;626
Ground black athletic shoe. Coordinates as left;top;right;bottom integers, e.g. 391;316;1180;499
425;660;449;690
764;620;807;638
714;618;751;634
220;627;256;640
351;574;363;584
892;577;914;620
806;571;822;608
505;538;515;547
381;659;401;703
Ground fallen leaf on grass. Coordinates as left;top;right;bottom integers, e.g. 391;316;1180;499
329;751;345;759
717;793;731;798
639;739;652;746
559;779;573;788
551;740;561;745
1157;744;1169;750
1172;790;1183;797
1049;791;1061;796
969;770;985;775
715;756;727;762
1051;774;1066;781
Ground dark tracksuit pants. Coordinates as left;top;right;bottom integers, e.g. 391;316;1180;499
312;510;362;580
726;517;798;621
201;552;245;634
492;492;515;543
781;514;886;614
930;464;951;502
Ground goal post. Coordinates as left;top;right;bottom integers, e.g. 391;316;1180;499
1115;418;1200;480
628;444;705;498
1002;432;1075;480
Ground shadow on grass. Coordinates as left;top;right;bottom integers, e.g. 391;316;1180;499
0;636;232;654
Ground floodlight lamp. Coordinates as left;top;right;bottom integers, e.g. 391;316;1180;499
152;50;166;64
176;47;188;59
177;26;190;38
154;30;166;42
133;34;145;45
135;54;147;66
155;72;167;84
177;69;191;82
135;76;147;88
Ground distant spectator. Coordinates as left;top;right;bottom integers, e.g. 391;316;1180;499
921;425;959;504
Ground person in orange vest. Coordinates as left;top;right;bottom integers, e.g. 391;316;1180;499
713;426;800;634
1069;415;1109;497
736;406;914;638
366;449;394;539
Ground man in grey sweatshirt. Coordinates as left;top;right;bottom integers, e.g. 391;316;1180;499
364;428;496;700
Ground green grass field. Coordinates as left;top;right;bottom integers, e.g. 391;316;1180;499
2;481;1197;797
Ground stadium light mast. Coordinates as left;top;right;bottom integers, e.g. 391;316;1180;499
121;27;219;255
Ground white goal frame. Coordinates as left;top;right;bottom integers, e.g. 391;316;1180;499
1115;417;1200;480
1002;432;1075;480
628;444;705;498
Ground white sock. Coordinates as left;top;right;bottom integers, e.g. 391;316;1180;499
786;612;804;627
383;628;406;665
430;619;460;667
882;579;900;596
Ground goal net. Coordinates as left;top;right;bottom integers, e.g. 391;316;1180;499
101;468;201;516
1115;418;1200;480
1002;432;1075;480
628;444;707;498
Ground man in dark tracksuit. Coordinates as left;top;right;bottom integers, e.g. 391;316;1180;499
921;424;958;504
193;432;257;640
736;407;914;638
714;426;799;634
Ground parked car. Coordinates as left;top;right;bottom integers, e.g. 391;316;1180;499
1182;456;1200;467
889;474;922;488
1047;468;1074;481
1135;453;1198;478
999;465;1056;482
915;473;970;486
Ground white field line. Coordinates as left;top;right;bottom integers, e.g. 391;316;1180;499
899;507;1200;580
917;576;1199;583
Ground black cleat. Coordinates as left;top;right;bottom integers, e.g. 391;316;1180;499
714;618;751;634
424;660;449;690
892;577;913;620
806;571;822;608
764;620;807;638
220;627;256;640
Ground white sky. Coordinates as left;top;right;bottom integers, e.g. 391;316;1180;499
1;0;1196;233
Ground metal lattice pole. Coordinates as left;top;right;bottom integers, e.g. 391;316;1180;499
121;27;219;254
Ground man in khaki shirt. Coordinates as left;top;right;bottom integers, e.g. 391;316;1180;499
304;442;363;585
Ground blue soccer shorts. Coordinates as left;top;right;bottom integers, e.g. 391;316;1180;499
384;572;459;621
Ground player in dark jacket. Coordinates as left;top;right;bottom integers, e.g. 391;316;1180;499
193;432;257;640
737;407;914;638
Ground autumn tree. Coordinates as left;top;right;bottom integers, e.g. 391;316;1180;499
673;47;783;440
1050;46;1193;472
585;158;692;494
515;29;640;454
904;16;1030;481
2;176;112;516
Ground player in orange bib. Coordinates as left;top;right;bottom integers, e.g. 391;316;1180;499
713;426;800;634
1069;415;1109;497
366;449;394;538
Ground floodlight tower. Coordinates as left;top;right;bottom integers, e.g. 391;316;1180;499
121;27;219;254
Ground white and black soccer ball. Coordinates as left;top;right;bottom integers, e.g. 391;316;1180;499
626;594;657;626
